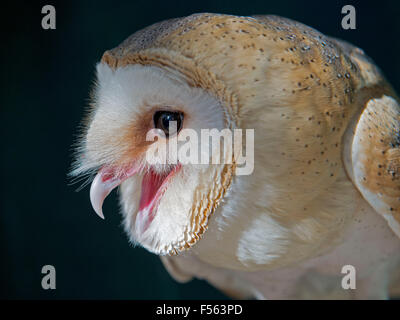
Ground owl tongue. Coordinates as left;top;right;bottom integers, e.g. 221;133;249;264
139;169;170;212
136;165;181;234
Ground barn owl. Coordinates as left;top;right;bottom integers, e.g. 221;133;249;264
72;13;400;299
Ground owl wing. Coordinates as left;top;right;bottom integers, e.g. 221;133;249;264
345;94;400;238
328;37;400;239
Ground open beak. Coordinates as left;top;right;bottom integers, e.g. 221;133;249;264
90;165;139;219
89;162;182;236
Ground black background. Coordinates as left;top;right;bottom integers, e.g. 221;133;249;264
1;0;399;299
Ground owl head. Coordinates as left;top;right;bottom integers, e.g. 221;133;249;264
71;30;243;255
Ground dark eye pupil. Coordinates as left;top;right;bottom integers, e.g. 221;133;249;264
153;111;184;137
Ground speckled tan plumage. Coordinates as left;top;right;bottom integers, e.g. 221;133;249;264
102;13;400;240
84;13;400;298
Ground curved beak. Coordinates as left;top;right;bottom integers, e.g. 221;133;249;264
90;165;139;219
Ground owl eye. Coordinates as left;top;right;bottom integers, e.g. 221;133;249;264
153;110;184;137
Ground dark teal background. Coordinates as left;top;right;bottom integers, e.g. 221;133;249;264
1;0;399;299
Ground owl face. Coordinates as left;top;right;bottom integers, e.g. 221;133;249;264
72;63;232;254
